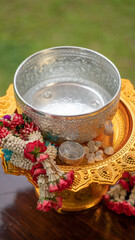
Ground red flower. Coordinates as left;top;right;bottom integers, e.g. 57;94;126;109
37;200;52;212
112;202;123;214
122;172;131;179
42;200;52;212
103;194;110;202
130;176;135;188
0;127;10;140
105;200;135;216
49;183;58;193
0;119;11;128
20;122;38;137
64;171;74;186
33;125;39;131
106;200;114;210
119;179;130;192
122;201;133;216
24;140;47;162
33;168;46;178
24;150;36;162
57;178;68;192
26;122;34;132
30;162;43;176
37;197;62;212
130;205;135;216
103;172;135;216
37;202;43;211
52;197;62;210
30;162;46;182
11;114;24;129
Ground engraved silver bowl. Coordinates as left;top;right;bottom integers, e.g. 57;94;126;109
13;46;121;143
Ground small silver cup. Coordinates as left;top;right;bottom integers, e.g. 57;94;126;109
58;141;84;166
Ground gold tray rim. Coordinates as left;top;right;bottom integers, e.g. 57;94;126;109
1;79;135;192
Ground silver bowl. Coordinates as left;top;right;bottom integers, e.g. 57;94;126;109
14;46;121;143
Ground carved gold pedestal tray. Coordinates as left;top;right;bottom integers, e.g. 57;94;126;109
1;79;135;212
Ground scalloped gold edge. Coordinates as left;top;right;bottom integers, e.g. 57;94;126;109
1;80;135;192
0;84;16;118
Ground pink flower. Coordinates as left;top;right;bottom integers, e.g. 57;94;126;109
33;168;46;176
42;200;52;212
37;153;49;162
57;178;68;192
52;197;62;210
0;127;10;140
64;171;74;186
119;179;130;192
30;162;43;176
122;201;133;216
37;200;52;212
24;140;47;162
30;162;46;183
49;183;58;193
37;202;43;211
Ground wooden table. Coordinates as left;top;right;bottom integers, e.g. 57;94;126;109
0;160;135;240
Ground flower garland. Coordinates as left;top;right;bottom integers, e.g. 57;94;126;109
0;113;74;212
103;171;135;216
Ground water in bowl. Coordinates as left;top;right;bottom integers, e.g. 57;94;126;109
23;79;111;116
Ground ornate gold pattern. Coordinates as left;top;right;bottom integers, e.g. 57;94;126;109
56;184;109;212
0;84;16;117
60;190;71;199
1;79;135;211
74;187;92;201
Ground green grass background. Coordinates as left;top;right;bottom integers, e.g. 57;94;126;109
0;0;135;96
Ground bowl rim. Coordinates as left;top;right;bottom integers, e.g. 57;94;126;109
13;46;121;118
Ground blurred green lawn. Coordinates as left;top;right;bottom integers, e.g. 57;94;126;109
0;0;135;96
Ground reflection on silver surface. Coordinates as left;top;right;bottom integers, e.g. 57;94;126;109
24;81;111;116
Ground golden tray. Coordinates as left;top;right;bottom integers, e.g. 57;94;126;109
1;79;135;212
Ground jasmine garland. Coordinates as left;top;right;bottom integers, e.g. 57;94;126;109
0;113;74;212
103;171;135;216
